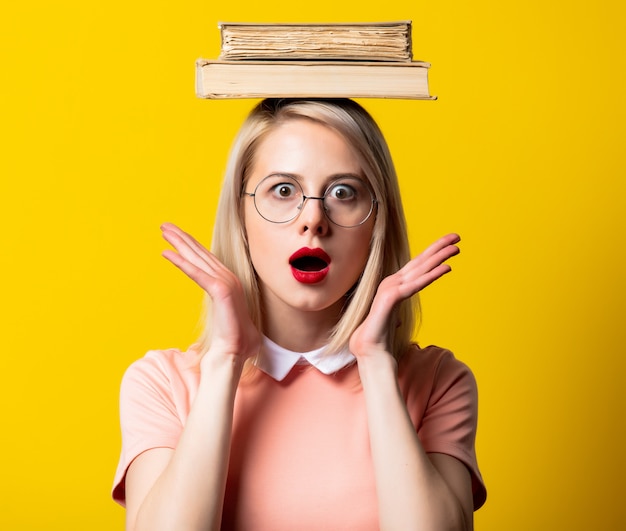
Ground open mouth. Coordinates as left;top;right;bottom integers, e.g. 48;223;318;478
290;256;329;272
289;247;331;270
289;248;331;283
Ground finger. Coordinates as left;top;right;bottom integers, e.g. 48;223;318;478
382;243;458;304
161;223;215;265
162;229;216;276
161;225;229;277
397;242;459;285
418;233;461;261
402;234;460;274
161;224;236;284
410;263;453;292
418;242;460;274
162;248;215;292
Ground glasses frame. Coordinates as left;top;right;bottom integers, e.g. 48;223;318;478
243;174;378;228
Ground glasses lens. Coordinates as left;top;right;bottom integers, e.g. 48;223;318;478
251;174;375;226
323;177;374;227
254;174;303;223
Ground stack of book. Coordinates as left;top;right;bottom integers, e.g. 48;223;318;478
195;21;435;100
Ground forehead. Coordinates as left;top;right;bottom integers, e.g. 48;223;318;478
249;119;364;184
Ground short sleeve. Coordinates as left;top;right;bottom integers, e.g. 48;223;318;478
111;351;188;506
400;346;487;510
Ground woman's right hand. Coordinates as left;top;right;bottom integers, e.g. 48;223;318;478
160;222;261;364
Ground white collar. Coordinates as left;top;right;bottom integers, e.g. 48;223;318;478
255;336;356;381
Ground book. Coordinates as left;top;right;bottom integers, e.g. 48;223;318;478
195;59;435;100
218;21;412;62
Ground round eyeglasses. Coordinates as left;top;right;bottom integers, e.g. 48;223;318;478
243;174;378;228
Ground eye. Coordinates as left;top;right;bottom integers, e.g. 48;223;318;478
327;182;357;201
270;182;298;199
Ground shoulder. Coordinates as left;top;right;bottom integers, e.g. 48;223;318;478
119;347;202;417
397;343;479;433
121;347;201;387
398;344;476;396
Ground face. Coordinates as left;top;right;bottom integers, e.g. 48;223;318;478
243;118;375;322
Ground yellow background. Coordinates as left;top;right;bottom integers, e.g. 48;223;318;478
2;0;624;529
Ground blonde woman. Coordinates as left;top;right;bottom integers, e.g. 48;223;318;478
113;98;486;530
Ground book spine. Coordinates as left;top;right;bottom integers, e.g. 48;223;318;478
195;58;208;99
405;21;412;60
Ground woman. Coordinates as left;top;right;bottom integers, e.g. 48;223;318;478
113;98;486;530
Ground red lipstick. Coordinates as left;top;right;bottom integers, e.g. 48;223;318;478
289;247;331;284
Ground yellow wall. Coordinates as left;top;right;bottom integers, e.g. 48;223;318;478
2;1;624;529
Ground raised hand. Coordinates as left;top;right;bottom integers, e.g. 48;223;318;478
160;222;261;362
350;233;461;359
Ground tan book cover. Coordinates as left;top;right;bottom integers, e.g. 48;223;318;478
195;59;435;100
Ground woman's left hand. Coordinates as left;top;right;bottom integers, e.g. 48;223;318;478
349;233;461;360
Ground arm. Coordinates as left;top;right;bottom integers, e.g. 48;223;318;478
357;355;473;531
126;354;244;531
124;223;260;531
350;234;474;530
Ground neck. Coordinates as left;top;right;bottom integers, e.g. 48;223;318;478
261;297;345;353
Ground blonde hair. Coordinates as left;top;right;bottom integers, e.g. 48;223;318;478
200;98;417;362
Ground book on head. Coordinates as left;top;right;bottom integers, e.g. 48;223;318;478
218;21;413;62
195;59;435;100
196;20;435;100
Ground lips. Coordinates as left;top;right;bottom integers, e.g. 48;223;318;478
289;247;331;284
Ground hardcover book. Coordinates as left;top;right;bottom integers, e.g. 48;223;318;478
195;59;434;100
218;21;413;62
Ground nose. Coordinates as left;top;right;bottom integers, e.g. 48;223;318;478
298;196;329;235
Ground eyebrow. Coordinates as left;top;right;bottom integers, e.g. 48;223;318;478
265;172;366;184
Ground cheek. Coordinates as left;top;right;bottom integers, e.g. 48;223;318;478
337;227;374;278
355;220;375;256
244;213;277;272
354;238;373;274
